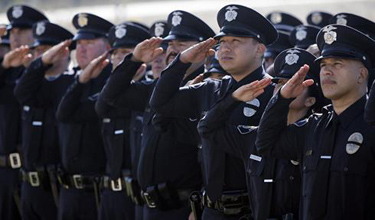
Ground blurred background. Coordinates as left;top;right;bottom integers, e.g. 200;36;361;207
0;0;374;33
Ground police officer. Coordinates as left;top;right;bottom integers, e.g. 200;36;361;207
98;10;214;220
96;22;150;220
198;48;323;220
14;21;73;220
0;5;47;220
255;24;375;219
150;4;278;219
55;13;113;220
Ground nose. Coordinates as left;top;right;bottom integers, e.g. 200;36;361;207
320;65;333;76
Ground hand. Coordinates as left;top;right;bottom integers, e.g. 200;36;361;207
188;212;196;220
232;78;272;102
180;38;217;64
132;63;147;81
280;65;314;99
132;37;164;63
2;45;32;68
186;73;204;86
42;40;72;65
78;52;109;84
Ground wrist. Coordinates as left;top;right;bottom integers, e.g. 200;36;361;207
130;53;141;62
1;60;9;69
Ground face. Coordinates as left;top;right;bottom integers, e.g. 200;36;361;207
218;36;263;77
10;28;33;50
151;51;167;79
33;45;52;59
111;47;134;69
320;58;367;101
166;40;197;65
76;38;109;69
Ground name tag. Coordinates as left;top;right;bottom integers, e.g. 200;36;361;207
32;121;43;126
264;179;273;183
249;154;262;162
114;130;124;135
320;155;331;159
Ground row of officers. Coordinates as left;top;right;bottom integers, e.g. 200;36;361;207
1;3;375;220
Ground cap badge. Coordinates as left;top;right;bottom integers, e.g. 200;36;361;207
336;14;347;26
154;23;165;37
225;6;239;22
172;11;183;26
35;22;46;36
285;49;300;65
346;132;363;155
322;25;337;45
270;13;282;24
311;12;323;25
78;14;88;27
12;6;23;19
296;26;307;41
115;24;126;39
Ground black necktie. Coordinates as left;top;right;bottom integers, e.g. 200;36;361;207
309;114;339;218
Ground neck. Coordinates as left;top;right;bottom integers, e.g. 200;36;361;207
287;108;309;125
332;92;364;115
231;62;262;82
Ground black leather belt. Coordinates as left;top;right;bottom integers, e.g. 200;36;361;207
202;190;250;216
0;152;22;169
57;173;99;190
21;169;45;187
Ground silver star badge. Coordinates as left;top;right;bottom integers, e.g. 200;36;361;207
336;14;347;26
296;26;307;41
311;12;322;25
35;22;46;36
12;6;23;19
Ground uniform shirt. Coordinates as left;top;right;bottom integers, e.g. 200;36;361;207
55;64;111;175
150;55;273;201
198;93;300;220
256;92;375;220
14;57;74;170
99;54;202;190
0;63;23;156
365;79;375;125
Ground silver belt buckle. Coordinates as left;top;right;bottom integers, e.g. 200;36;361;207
9;153;21;169
73;175;83;189
111;178;122;191
28;172;40;187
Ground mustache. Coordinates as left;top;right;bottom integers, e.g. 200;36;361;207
166;52;178;65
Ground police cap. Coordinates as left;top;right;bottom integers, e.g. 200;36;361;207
32;21;73;47
289;25;320;49
164;10;215;42
330;13;375;39
72;13;113;40
316;24;375;69
108;22;151;50
7;5;48;30
150;21;170;50
266;11;303;33
306;11;332;28
216;5;278;46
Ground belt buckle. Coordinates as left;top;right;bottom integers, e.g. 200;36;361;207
143;191;156;208
111;178;122;191
28;172;40;187
73;175;83;189
9;153;21;169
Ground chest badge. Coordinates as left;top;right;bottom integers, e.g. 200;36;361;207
346;132;363;155
243;98;260;117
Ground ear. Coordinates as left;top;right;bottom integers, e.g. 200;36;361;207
358;66;368;84
256;43;266;58
304;96;316;108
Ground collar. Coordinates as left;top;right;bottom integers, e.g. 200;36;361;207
230;66;265;90
330;95;366;129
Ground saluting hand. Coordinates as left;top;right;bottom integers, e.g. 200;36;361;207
78;52;109;84
1;45;32;69
232;78;272;102
42;40;72;65
180;38;217;64
186;73;204;86
280;65;314;99
132;37;164;63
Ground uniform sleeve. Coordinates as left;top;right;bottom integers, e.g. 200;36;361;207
255;90;306;161
365;80;375;125
99;54;149;112
198;94;255;159
14;57;53;107
149;54;206;119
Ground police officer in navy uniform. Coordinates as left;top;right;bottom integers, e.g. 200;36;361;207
255;24;375;219
198;48;323;220
14;21;73;220
149;4;278;219
55;13;113;220
97;10;214;220
0;5;47;220
95;22;150;220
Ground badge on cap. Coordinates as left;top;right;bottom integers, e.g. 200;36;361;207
322;25;337;45
115;24;127;39
243;99;260;117
172;11;183;26
336;14;347;26
270;13;282;24
346;132;363;154
225;6;239;22
296;26;307;41
12;6;23;19
154;23;165;37
35;22;45;36
311;12;322;25
285;49;300;65
78;14;88;27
